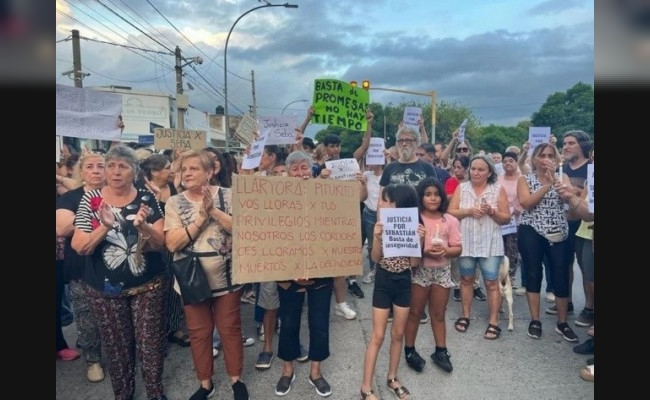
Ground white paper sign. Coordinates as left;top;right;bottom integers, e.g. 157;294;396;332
494;162;504;176
56;85;123;140
587;164;594;212
457;118;469;143
242;133;269;170
366;138;386;166
528;127;551;155
325;158;361;180
381;207;421;258
258;116;298;146
403;107;422;131
56;136;61;163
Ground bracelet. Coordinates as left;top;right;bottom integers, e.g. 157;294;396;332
139;232;152;240
192;220;202;229
184;226;193;241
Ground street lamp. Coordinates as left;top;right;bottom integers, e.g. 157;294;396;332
281;99;309;115
223;2;299;151
368;87;437;143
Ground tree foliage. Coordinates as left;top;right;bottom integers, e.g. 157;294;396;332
531;82;594;141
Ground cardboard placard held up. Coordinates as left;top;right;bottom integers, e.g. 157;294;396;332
232;174;363;284
153;128;206;150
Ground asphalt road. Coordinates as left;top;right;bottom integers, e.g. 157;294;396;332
56;256;595;400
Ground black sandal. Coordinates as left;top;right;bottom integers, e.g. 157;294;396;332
454;317;470;333
387;377;410;400
484;323;501;340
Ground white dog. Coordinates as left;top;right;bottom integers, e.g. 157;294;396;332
499;256;514;331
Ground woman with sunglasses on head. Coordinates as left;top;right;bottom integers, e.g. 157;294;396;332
439;128;473;170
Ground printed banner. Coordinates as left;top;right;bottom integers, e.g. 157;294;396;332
366;137;386;166
380;207;421;258
528;127;551;155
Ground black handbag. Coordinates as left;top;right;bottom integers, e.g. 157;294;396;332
170;250;217;305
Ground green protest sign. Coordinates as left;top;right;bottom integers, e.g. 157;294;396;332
311;78;369;131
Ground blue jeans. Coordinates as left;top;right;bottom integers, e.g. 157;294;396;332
362;208;377;271
458;256;503;281
277;278;333;362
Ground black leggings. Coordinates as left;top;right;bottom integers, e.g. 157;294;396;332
517;225;571;298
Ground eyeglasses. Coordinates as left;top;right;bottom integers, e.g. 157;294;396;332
396;139;416;144
456;147;469;153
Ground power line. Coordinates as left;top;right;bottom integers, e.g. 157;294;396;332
93;0;175;54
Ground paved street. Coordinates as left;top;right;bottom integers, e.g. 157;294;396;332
56;257;595;400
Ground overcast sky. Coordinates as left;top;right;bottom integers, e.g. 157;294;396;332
56;0;594;136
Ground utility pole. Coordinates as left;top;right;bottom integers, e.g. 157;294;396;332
250;70;257;119
175;46;185;130
72;30;83;88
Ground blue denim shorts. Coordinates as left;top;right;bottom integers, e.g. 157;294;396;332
458;256;503;281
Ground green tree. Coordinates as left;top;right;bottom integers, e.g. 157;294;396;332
531;82;594;140
475;125;528;153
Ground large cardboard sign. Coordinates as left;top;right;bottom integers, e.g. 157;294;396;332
232;174;363;283
235;114;258;147
311;78;370;131
56;85;122;140
153;128;206;150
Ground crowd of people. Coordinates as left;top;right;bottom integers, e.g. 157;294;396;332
56;110;594;399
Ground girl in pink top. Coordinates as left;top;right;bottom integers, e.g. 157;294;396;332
403;177;462;374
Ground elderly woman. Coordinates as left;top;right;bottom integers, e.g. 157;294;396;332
448;154;511;340
71;145;168;400
274;150;334;398
164;150;249;400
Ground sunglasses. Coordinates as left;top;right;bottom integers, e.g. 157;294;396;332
456;147;469;153
396;139;416;144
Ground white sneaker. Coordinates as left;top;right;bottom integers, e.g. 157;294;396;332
545;292;556;303
515;287;526;296
87;363;105;383
362;270;375;284
334;302;357;320
242;336;255;347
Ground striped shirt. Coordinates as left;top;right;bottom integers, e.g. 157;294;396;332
456;181;504;257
